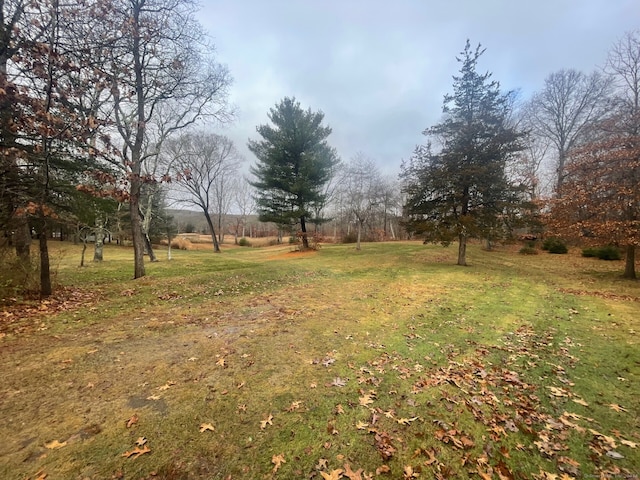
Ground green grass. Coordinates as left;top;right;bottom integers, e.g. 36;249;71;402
0;241;639;479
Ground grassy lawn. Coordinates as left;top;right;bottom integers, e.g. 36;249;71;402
0;241;638;479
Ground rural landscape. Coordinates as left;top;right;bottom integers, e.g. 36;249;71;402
1;0;640;478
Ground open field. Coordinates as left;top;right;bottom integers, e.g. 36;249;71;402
0;241;639;479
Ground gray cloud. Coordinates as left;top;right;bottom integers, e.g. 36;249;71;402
200;0;639;174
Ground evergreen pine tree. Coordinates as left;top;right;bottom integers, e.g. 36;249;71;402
249;97;340;249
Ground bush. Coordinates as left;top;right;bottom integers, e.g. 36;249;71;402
519;246;538;255
542;237;568;254
582;245;621;260
170;237;192;250
238;237;251;247
597;245;622;260
342;233;357;244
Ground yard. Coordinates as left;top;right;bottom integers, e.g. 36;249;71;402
0;241;638;479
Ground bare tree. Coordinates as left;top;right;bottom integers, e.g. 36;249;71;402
342;153;383;251
212;155;241;244
167;132;241;252
525;69;610;195
106;0;232;278
232;178;255;242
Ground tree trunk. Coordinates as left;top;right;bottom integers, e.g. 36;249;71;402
14;216;31;262
93;216;104;262
80;237;87;267
300;216;309;249
130;182;146;278
457;233;467;266
356;222;362;251
166;226;173;260
204;211;220;252
623;245;636;279
143;232;157;261
39;220;51;297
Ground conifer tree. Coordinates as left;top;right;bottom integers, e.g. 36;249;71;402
249;97;340;249
402;41;527;265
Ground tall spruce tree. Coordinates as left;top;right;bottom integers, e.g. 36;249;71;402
402;41;527;265
249;97;340;249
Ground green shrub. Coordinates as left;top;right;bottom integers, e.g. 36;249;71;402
519;246;538;255
582;245;621;260
238;237;251;247
542;237;568;254
597;245;622;260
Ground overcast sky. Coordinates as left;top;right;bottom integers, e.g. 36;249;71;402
198;0;639;176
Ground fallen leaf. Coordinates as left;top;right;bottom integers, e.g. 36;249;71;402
121;445;150;459
331;377;347;387
199;423;215;433
272;453;286;473
135;437;147;447
44;440;67;450
126;414;139;428
376;465;391;475
423;448;437;465
621;439;638;448
146;395;161;401
321;469;344;480
260;414;273;429
286;400;302;412
343;463;364;480
359;394;375;406
403;465;419;478
34;470;47;480
356;421;369;430
216;357;226;367
547;386;568;397
397;416;419;426
572;398;589;407
608;404;627;413
316;458;329;470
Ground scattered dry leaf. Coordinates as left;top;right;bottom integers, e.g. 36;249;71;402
331;377;347;387
135;437;147;447
397;416;419;426
126;414;139;428
320;469;344;480
376;465;391;475
359;394;374;407
199;423;215;433
608;404;627;413
272;453;286;473
286;400;302;412
260;414;273;429
343;463;364;480
121;445;150;459
44;440;67;450
403;465;419;478
356;421;369;430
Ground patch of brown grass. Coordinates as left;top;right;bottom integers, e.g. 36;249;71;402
170;237;192;250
